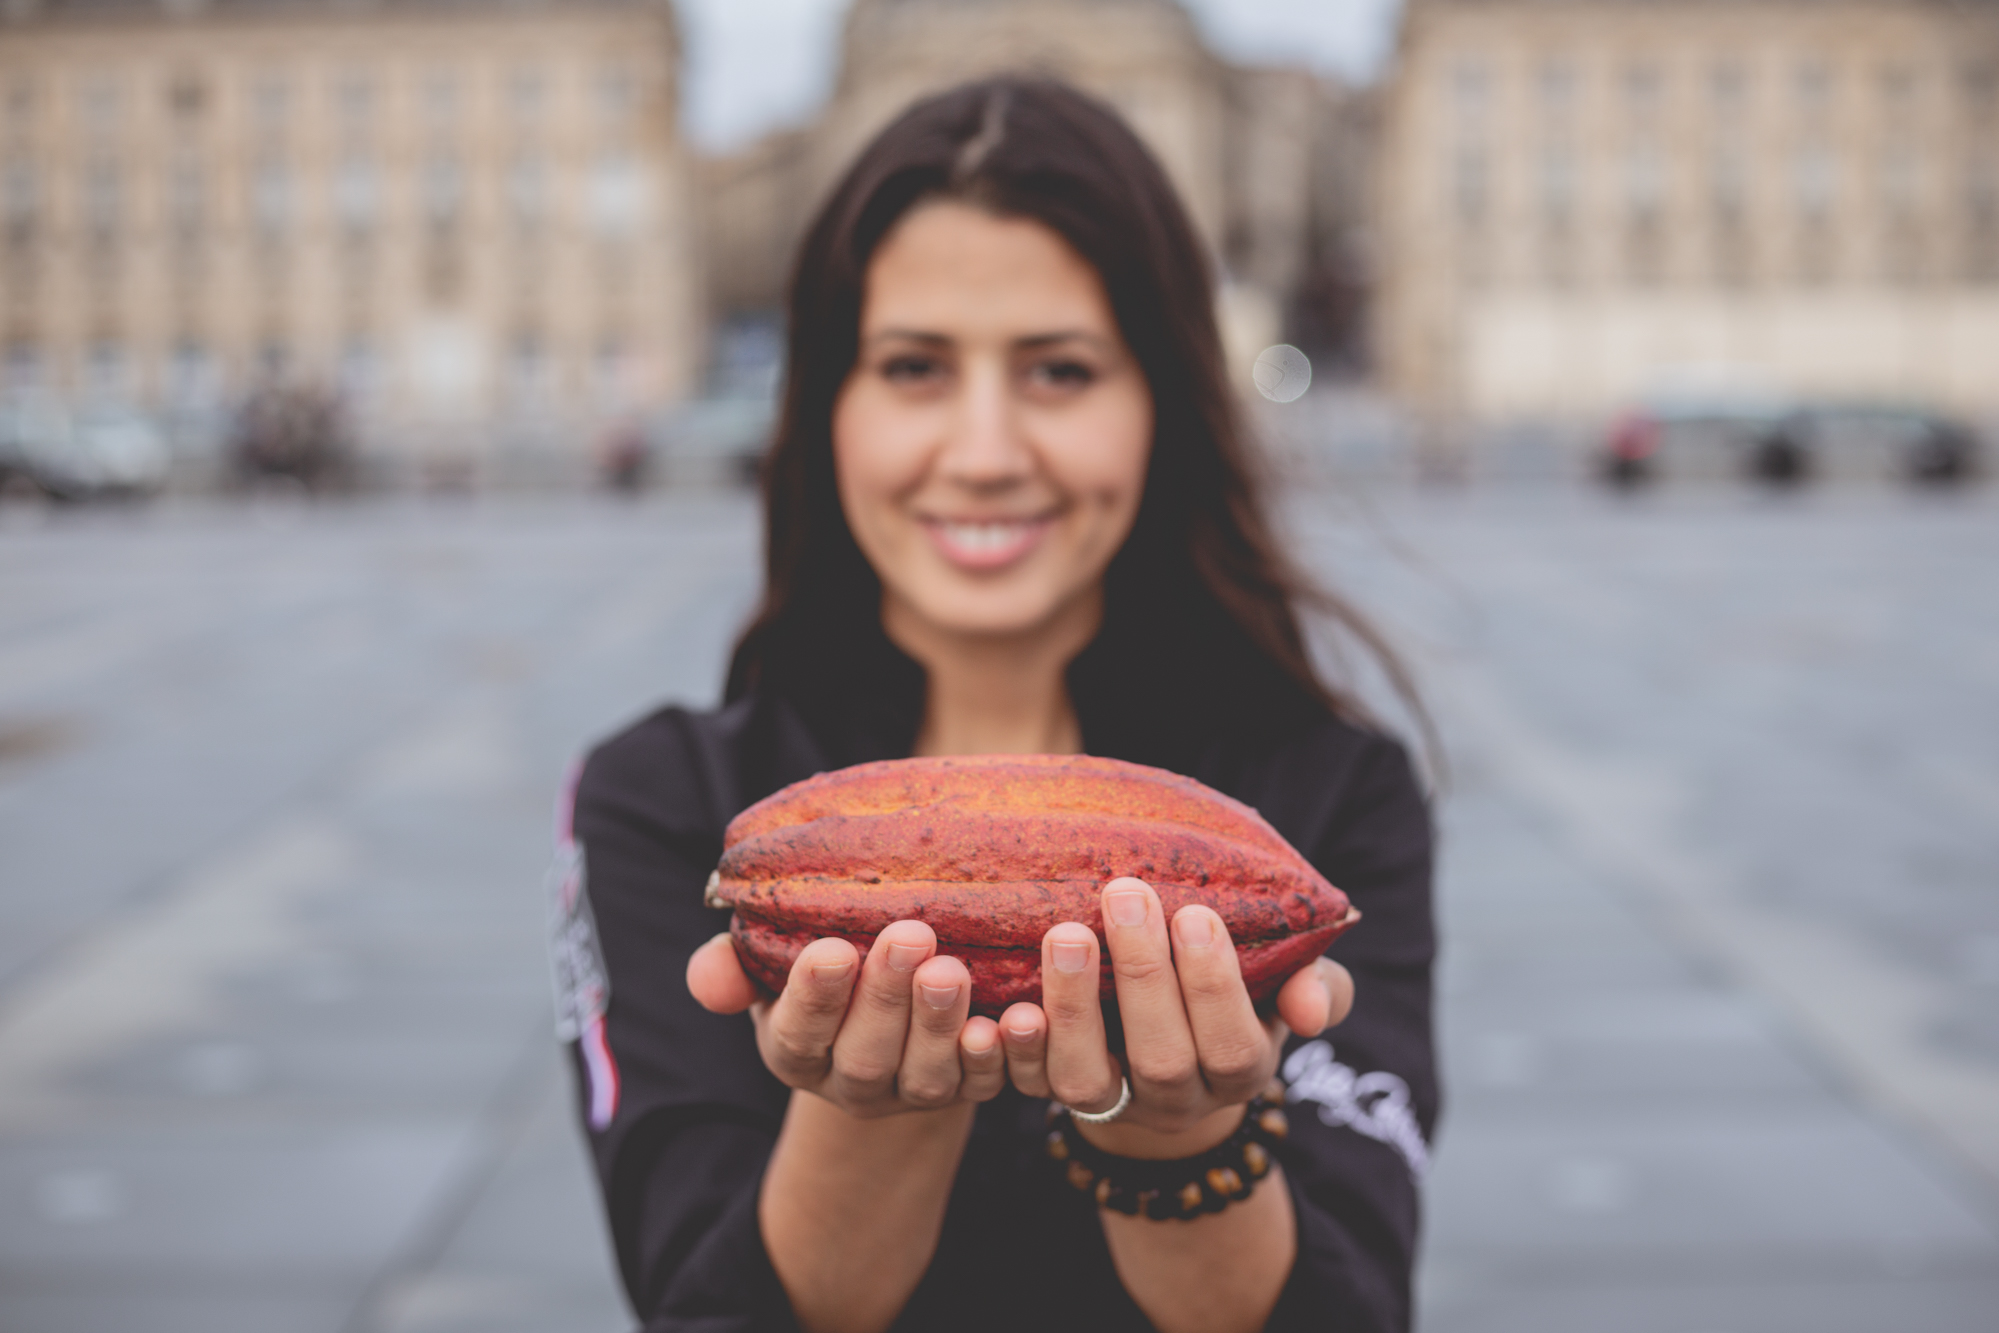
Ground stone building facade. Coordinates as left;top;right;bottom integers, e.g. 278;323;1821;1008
700;0;1369;380
1377;0;1999;421
0;0;701;472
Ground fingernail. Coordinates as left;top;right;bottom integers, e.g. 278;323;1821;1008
963;1029;996;1055
1174;911;1214;948
886;942;927;973
811;958;853;982
1106;888;1147;928
1051;940;1092;974
1006;1024;1038;1044
920;982;960;1010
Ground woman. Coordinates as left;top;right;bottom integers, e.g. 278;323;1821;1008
555;79;1437;1333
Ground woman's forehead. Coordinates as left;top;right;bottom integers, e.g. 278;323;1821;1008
861;201;1117;340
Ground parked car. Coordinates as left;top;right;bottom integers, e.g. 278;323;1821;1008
1598;397;1802;488
1796;403;1981;485
227;384;355;492
652;396;776;488
0;399;172;500
1598;397;1982;488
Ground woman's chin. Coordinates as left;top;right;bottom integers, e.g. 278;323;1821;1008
894;588;1079;646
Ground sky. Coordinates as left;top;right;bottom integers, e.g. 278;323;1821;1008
676;0;1406;153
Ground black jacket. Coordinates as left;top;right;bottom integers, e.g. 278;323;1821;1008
555;629;1438;1332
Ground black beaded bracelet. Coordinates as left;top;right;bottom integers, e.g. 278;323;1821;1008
1045;1083;1291;1221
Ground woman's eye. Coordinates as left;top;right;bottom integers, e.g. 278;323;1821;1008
881;355;944;384
1029;359;1097;389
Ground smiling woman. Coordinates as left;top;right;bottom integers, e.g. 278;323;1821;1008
835;201;1152;755
560;78;1438;1333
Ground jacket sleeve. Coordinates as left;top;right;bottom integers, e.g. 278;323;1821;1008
1264;734;1439;1333
558;710;800;1332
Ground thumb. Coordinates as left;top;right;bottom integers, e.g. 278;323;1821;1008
686;932;762;1014
1276;957;1355;1038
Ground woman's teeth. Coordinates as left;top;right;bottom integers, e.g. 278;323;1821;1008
938;521;1032;552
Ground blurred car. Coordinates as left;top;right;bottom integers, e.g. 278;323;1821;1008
1796;403;1981;485
1598;396;1802;488
1599;397;1981;488
653;396;777;488
227;384;355;492
0;399;172;500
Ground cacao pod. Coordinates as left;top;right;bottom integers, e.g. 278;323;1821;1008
706;754;1357;1018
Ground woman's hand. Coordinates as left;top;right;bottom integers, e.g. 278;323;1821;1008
1000;877;1354;1153
687;920;1009;1117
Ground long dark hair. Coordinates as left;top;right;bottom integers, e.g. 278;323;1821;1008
726;77;1422;756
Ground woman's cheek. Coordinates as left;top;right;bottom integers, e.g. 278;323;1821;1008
834;395;927;530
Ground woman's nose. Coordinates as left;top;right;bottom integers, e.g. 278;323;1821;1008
938;361;1032;486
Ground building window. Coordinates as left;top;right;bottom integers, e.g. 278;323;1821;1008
1448;62;1493;232
336;73;374;127
597;66;638;124
168;152;205;237
1708;67;1753;287
336;157;379;235
256;339;290;383
253;75;290;126
339;336;382;406
85;340;129;404
1707;66;1749;223
2;158;34;244
508;154;547;230
1452;145;1489;227
593;335;630;409
424;237;462;303
1621;64;1667;222
1877;66;1920;219
423;71;459;125
422;154;463;227
252;159;291;237
1962;62;1998;279
168;340;221;413
79;77;123;139
168;72;208;118
3;80;34;127
589;152;649;238
1710;142;1748;223
1794;144;1837;223
509;69;545;122
1791;61;1838;227
1536;61;1578;229
83;159;121;242
1538;144;1576;224
3;342;42;396
507;332;555;410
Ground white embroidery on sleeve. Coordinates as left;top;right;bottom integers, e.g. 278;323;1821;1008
1282;1040;1430;1179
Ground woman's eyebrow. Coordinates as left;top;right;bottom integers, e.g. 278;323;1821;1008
1014;331;1115;352
861;329;952;348
860;328;1115;352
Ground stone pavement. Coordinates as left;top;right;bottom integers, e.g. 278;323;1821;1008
1295;487;1999;1330
0;485;1994;1331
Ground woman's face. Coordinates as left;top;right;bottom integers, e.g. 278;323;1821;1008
833;201;1153;647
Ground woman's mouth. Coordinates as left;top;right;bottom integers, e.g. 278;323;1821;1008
920;516;1053;571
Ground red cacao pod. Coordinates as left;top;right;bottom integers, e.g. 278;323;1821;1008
706;754;1356;1017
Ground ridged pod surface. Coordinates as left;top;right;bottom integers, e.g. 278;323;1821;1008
708;754;1357;1017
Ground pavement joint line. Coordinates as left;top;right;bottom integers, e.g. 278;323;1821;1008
333;1028;586;1333
1439;664;1999;1221
0;534;735;1013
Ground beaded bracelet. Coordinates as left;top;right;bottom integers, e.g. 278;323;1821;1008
1045;1083;1291;1221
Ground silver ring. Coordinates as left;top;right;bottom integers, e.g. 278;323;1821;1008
1065;1076;1131;1125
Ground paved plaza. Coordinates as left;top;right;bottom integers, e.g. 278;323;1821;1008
0;481;1994;1331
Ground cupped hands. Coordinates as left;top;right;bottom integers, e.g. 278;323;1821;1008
686;876;1354;1140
